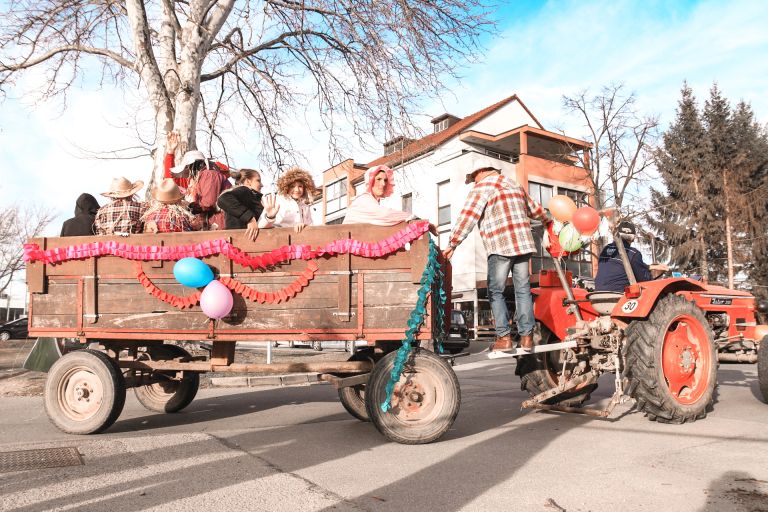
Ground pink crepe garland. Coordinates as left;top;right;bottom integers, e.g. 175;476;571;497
23;221;430;267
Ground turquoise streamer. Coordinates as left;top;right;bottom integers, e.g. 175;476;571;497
380;237;447;412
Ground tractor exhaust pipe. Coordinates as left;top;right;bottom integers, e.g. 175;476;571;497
718;353;758;363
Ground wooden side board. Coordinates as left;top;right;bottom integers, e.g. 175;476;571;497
27;223;439;343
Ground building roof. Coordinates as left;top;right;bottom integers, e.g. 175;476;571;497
366;94;544;168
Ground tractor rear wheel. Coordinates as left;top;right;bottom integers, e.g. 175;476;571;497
516;323;598;407
625;294;717;423
758;336;768;404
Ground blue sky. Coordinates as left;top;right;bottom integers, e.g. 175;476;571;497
1;0;767;237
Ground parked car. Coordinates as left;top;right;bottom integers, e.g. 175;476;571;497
444;310;471;354
0;317;29;341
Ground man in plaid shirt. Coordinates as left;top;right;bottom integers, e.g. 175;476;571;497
95;177;147;235
443;156;549;352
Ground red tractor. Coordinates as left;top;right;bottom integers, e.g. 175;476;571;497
506;238;767;422
512;268;716;422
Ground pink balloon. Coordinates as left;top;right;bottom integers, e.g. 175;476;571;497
571;206;601;235
200;280;233;319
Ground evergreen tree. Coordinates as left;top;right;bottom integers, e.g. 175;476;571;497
649;83;712;278
731;101;768;296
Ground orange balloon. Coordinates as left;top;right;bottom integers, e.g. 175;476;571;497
549;195;577;223
572;206;601;235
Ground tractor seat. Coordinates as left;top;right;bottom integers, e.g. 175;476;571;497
586;291;624;316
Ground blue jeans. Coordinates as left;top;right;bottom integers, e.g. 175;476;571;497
487;253;535;338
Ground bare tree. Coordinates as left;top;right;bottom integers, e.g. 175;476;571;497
0;0;492;185
0;205;55;297
562;84;660;212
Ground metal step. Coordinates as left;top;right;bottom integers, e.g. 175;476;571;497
487;340;578;359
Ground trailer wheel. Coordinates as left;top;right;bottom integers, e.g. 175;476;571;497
625;294;717;423
516;323;598;406
337;349;376;422
133;344;199;413
365;349;460;444
758;336;768;404
44;349;126;434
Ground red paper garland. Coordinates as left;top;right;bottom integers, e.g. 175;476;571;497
133;260;320;310
219;260;318;304
134;263;202;309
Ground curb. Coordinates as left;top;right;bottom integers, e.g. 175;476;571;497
0;369;30;381
210;373;322;388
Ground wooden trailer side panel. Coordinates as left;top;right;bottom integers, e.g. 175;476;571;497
28;224;434;342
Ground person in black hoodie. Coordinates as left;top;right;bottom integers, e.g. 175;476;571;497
60;193;100;237
216;169;264;240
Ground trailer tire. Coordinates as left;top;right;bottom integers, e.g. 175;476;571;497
758;336;768;404
516;323;598;407
625;294;717;423
365;349;460;444
44;349;126;434
133;344;199;413
337;349;376;422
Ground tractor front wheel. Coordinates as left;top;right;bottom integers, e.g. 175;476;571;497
625;294;717;423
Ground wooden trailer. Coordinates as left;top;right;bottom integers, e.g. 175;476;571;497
24;222;459;444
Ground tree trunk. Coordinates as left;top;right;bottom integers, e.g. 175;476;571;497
723;171;735;289
125;0;175;192
691;172;709;281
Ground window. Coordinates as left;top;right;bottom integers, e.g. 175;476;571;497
437;180;451;249
437;180;451;226
353;180;366;197
402;193;412;214
325;179;348;215
528;181;554;210
434;119;449;133
559;187;589;207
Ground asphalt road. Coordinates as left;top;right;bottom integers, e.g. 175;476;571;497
1;353;767;512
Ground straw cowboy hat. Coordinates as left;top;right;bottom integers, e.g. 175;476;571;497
464;154;502;184
152;178;184;204
101;177;144;198
171;150;206;177
277;167;317;202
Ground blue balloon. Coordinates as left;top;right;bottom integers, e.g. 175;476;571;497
173;257;214;288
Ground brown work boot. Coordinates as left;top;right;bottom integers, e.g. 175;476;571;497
491;334;514;351
519;334;534;352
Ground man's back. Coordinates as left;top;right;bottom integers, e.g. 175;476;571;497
594;241;651;292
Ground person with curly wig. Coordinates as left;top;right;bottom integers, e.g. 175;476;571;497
259;167;317;233
342;165;411;226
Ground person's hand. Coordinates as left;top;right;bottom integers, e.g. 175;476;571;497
542;228;551;249
166;131;179;155
261;193;280;220
145;220;158;234
245;218;259;241
443;247;455;260
294;223;305;233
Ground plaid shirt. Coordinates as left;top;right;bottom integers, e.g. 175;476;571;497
449;175;547;257
94;199;146;235
143;205;194;233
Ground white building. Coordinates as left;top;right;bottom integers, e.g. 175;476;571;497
318;94;594;335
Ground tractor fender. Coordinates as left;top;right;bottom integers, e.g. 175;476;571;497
611;278;708;320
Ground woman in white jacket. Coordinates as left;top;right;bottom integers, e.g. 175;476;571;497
258;167;317;232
